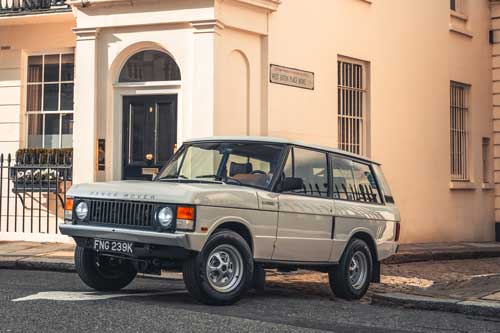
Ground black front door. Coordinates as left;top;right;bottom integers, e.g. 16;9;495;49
122;95;177;180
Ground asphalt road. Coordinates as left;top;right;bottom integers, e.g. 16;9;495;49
0;269;499;332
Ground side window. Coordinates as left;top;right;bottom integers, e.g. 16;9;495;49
331;156;356;200
282;147;329;198
351;161;382;204
331;155;382;204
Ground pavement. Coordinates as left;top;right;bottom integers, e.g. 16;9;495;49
2;269;500;332
1;240;500;319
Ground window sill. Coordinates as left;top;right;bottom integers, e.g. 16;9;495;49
449;24;473;38
449;181;476;190
450;10;468;21
482;183;494;191
449;10;472;38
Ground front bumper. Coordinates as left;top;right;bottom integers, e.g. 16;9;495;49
59;224;191;249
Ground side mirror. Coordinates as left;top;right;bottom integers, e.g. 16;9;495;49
279;177;303;192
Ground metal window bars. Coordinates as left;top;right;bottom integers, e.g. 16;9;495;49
450;81;470;181
337;59;366;156
0;1;68;12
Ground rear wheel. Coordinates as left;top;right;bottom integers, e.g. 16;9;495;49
75;246;137;291
182;229;253;305
329;238;373;300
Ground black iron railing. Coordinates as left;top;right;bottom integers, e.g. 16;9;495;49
0;152;72;234
0;0;68;13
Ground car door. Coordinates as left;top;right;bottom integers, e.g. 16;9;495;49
329;155;398;262
272;147;335;262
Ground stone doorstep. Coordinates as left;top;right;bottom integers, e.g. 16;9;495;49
372;293;500;318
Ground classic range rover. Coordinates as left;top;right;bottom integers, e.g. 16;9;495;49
60;137;400;305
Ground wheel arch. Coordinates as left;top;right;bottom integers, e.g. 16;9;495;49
350;231;378;261
350;231;380;283
210;221;254;253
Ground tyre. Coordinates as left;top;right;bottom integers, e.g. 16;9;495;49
252;264;266;292
182;229;254;305
75;246;137;291
329;238;373;300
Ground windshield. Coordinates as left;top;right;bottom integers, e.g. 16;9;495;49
157;142;286;189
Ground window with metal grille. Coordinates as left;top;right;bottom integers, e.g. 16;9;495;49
450;81;470;181
482;137;491;184
338;58;368;156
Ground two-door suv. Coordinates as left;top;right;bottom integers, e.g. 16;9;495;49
60;137;400;305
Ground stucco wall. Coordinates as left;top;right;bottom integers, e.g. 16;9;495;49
214;27;264;136
266;0;494;243
0;18;75;154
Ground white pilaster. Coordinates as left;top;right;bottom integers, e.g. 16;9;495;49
190;20;222;137
73;27;99;184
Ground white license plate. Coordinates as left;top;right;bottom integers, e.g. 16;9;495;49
93;239;134;254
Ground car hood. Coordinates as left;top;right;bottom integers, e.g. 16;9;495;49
67;180;260;210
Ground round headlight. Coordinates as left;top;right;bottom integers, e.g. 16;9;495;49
157;207;174;228
75;201;89;220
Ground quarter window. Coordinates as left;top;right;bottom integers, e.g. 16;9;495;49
282;147;329;198
26;53;74;148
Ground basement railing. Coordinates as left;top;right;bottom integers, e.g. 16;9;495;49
0;0;69;14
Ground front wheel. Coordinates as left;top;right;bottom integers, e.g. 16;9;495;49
75;246;137;291
329;238;373;300
182;229;254;305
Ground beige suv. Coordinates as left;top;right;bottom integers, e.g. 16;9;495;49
60;137;400;305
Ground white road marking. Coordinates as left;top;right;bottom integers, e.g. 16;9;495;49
12;290;184;302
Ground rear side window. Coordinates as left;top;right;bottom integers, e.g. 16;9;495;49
331;155;382;204
372;164;394;203
331;156;356;200
282;147;329;198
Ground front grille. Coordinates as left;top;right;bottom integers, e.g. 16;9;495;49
80;198;157;228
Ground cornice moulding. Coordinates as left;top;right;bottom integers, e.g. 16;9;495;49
233;0;281;11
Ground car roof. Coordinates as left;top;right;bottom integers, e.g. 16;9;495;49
183;136;379;165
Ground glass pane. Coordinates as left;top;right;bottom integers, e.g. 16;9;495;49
61;113;73;148
26;84;42;111
157;102;176;162
119;50;181;82
157;142;284;190
61;54;74;81
352;161;381;204
131;104;147;162
283;148;328;197
44;54;60;82
43;84;59;111
178;146;223;179
27;56;43;83
331;156;356;201
44;114;60;148
27;114;43;148
61;83;74;110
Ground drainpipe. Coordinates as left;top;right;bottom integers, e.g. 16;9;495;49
491;0;500;241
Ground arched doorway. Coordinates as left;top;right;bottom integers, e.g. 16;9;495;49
119;50;181;180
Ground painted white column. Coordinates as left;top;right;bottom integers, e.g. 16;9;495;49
190;20;220;138
72;28;99;184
